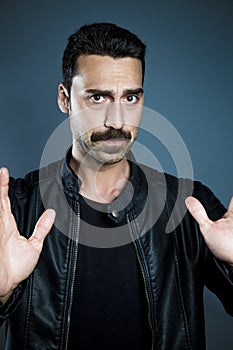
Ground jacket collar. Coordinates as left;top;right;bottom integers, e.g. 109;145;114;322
61;148;148;223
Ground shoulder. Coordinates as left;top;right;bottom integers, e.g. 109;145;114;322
139;162;226;221
9;159;63;197
138;162;192;196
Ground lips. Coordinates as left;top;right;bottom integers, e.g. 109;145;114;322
101;139;128;145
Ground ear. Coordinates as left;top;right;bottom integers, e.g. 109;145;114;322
57;83;70;113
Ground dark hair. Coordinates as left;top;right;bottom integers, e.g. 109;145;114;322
62;22;146;93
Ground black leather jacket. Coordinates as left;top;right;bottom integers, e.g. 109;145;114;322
0;153;233;350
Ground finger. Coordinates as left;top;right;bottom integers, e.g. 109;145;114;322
0;168;11;214
185;196;212;231
227;196;233;216
30;209;56;244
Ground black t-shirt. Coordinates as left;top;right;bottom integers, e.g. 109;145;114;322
68;195;152;350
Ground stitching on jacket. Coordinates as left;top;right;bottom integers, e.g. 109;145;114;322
22;186;40;349
165;196;193;350
129;211;158;350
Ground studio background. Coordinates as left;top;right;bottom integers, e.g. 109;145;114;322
0;0;232;349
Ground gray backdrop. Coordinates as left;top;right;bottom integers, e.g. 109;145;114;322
0;0;232;349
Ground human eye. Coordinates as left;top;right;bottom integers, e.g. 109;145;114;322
89;94;106;104
124;94;139;105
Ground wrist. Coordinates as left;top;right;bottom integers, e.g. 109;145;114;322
0;290;13;305
0;269;16;304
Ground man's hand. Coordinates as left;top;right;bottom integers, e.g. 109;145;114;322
0;167;56;303
185;196;233;266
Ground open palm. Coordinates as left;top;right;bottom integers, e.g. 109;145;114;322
0;167;55;301
186;196;233;266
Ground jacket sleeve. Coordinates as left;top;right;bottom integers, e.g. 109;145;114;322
209;258;233;315
193;181;233;316
0;281;27;327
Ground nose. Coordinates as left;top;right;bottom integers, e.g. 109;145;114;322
104;102;124;129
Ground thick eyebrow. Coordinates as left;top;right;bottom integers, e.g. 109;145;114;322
84;89;114;97
122;88;144;96
83;88;144;97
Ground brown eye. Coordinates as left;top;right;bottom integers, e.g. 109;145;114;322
90;94;105;104
125;95;138;104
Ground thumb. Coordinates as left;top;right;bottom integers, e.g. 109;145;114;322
227;196;233;216
185;196;211;231
30;209;56;243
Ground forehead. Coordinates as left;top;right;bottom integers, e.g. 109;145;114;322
73;55;143;89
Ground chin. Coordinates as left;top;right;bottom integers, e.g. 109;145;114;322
96;155;125;165
90;150;128;165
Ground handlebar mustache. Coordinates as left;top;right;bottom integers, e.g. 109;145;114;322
91;129;131;142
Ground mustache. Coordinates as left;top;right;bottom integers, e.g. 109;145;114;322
91;129;132;142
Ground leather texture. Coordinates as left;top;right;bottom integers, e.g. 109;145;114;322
0;152;232;350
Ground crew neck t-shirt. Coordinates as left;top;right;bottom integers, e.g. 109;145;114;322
68;195;152;350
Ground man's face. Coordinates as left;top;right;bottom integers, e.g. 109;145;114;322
61;55;144;165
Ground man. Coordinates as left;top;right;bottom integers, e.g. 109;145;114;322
0;22;232;350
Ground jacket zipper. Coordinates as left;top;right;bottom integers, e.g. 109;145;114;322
127;214;155;350
64;202;80;350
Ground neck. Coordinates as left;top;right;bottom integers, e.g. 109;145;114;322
69;152;130;203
